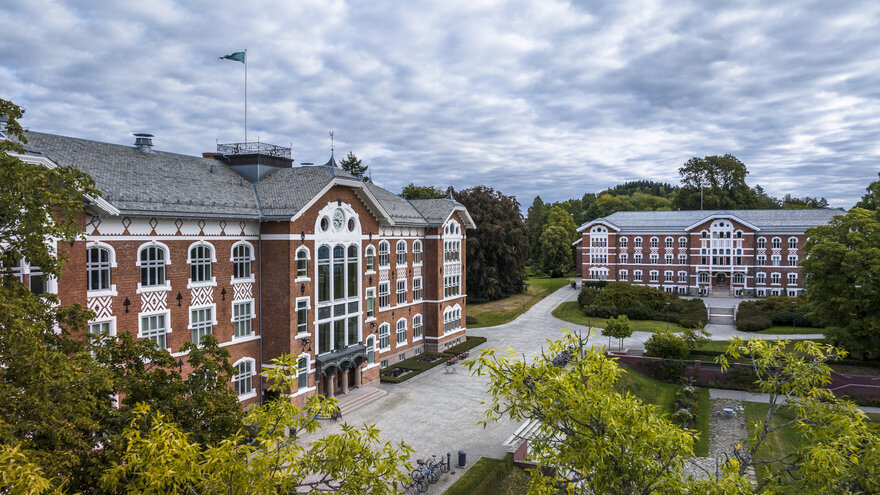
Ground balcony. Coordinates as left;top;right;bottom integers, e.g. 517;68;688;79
316;343;367;377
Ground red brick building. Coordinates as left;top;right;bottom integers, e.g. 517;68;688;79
576;210;838;298
10;132;474;407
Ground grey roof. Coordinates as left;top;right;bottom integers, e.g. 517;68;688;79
17;131;470;227
585;209;841;232
23;132;259;218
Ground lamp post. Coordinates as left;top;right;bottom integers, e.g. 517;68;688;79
521;283;527;315
792;301;797;334
666;301;671;331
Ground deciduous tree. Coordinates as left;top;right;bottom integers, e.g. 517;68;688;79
538;225;571;277
453;186;529;302
672;155;760;210
854;172;880;211
602;314;633;351
399;183;445;199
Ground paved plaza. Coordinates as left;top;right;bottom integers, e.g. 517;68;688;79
304;285;828;493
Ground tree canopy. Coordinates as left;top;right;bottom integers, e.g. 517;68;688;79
453;186;529;302
537;225;572;277
338;150;368;180
854;172;880;211
399;183;446;200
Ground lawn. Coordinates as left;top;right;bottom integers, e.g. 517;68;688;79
750;325;824;335
742;402;804;484
468;277;572;328
616;365;710;456
444;456;511;495
552;300;689;333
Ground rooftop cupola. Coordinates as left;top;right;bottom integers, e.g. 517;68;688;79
215;141;293;183
133;133;154;153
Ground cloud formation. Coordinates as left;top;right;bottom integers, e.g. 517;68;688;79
3;0;879;207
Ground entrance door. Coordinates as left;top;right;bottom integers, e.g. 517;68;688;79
715;273;728;288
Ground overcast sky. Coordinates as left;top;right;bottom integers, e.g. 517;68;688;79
3;0;879;208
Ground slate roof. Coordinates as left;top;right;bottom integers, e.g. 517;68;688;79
17;131;470;227
583;209;841;232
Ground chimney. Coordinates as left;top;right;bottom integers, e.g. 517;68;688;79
133;133;154;153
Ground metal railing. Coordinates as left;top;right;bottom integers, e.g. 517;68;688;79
217;141;291;158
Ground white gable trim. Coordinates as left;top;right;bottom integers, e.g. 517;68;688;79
290;177;395;226
577;219;620;233
684;214;761;232
14;152;120;216
442;206;477;230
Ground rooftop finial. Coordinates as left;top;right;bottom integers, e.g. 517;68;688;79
329;131;335;156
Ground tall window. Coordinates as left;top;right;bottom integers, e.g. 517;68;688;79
634;270;642;282
619;237;628;248
757;255;766;266
665;254;673;264
678;254;686;264
619;254;628;263
317;246;330;302
318;323;331;354
650;254;658;264
396;241;407;265
664;271;673;282
771;255;781;267
788;273;797;285
788;255;798;266
665;237;673;249
772;237;781;249
649;270;659;282
413;277;422;301
366;336;375;364
191;307;213;346
297;356;308;389
397;279;406;305
190;244;213;283
650;237;659;248
333;245;344;300
379;282;390;308
233;360;253;398
413;314;422;339
347;245;358;297
634;253;642;264
734;273;744;284
678;271;687;283
233;301;252;338
87;246;111;291
443;306;462;334
378;241;390;267
140;313;167;349
444;241;461;262
347;316;358;345
233;243;252;280
379;323;390;349
296;299;309;334
634;237;642;248
679;237;687;249
444;275;460;297
789;237;798;249
365;245;375;271
771;273;781;284
365;288;375;318
140;246;166;287
413;241;422;264
757;272;767;284
619;270;627;281
757;237;766;249
295;248;308;278
396;319;406;345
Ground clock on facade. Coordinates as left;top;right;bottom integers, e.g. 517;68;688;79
333;209;344;231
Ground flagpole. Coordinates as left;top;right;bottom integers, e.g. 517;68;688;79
244;49;248;143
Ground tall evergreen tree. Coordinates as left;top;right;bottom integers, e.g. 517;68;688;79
338;150;368;180
525;196;548;264
454;186;529;303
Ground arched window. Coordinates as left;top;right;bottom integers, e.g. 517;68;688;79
297;354;309;389
678;237;687;249
788;237;798;249
317;245;330;302
378;323;390;349
295;247;309;279
366;336;375;364
138;244;168;288
757;237;766;249
189;242;214;283
698;272;709;283
413;241;423;264
232;242;253;280
701;231;708;239
634;237;643;248
650;237;659;248
396;318;407;346
332;245;345;300
443;305;462;334
413;314;423;339
232;358;255;398
396;240;407;265
87;246;112;291
619;237;628;248
365;245;375;271
772;237;781;249
378;241;390;267
733;273;744;284
736;231;743;239
665;237;673;249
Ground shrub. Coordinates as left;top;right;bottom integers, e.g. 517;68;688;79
584;304;618;318
578;287;600;307
581;280;608;290
466;316;478;326
736;313;773;332
645;329;690;360
736;296;822;332
646;359;688;382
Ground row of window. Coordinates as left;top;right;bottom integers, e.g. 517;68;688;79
603;235;801;251
87;242;254;292
376;315;424;350
618;237;688;249
756;255;798;266
615;270;799;286
757;237;799;249
600;253;800;267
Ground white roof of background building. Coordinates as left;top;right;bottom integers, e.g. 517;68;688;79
578;209;841;233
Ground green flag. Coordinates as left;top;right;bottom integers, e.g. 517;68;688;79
220;51;245;63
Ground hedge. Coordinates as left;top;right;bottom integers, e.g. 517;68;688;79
379;336;488;384
736;296;823;332
581;282;707;328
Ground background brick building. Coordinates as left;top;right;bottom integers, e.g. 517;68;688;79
576;210;838;297
11;132;474;407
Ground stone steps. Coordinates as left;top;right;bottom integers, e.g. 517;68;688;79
337;386;387;417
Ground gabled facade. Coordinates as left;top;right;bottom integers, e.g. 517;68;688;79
11;132;474;407
576;209;838;298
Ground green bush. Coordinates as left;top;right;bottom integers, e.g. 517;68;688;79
466;316;478;326
646;359;688;382
578;286;600;307
736;296;822;332
645;329;690;360
444;335;487;355
584;304;618;318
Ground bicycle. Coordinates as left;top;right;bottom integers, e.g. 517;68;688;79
411;455;443;484
402;477;428;494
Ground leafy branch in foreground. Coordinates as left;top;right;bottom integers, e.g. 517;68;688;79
101;354;414;494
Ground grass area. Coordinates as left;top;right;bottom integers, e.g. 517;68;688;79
743;402;802;483
491;465;530;494
695;387;710;457
750;325;824;335
552;301;688;333
468;277;572;328
444;456;512;495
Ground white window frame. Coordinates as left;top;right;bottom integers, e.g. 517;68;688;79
232;300;254;339
413;277;423;301
138;310;171;351
297;353;310;390
396;240;407;266
650;270;659;282
379;282;390;309
619;269;628;281
189;304;217;346
295;246;310;281
788;273;797;285
365;245;375;272
771;272;781;285
396;278;407;305
396;318;407;346
365;287;376;319
187;241;217;288
788;237;798;249
87;242;117;296
413;240;423;265
413;314;423;340
378;241;390;268
295;297;310;335
232;357;256;401
231;241;255;283
136;242;171;293
633;269;643;282
378;323;390;350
